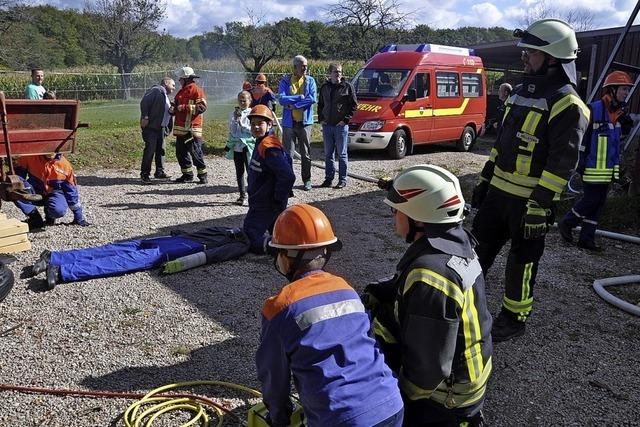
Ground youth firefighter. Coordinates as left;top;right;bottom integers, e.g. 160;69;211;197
172;66;208;184
365;165;492;427
470;19;590;341
242;105;295;254
256;203;404;427
558;71;635;251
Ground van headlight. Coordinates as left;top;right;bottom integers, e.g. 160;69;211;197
361;120;385;131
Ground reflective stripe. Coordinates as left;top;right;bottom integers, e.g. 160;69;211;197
462;287;483;382
521;262;533;302
295;299;364;330
373;317;398;344
506;94;548;111
432;98;470;116
181;167;192;173
549;94;590;122
491;167;561;200
502;106;511;125
404;269;464;308
197;168;207;174
596;135;608;170
538;170;567;194
405;108;433;118
184;100;194;129
502;295;533;321
521;111;542;135
488;148;498;162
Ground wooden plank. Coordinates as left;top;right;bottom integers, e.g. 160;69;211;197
0;212;6;220
0;233;28;247
0;219;29;238
0;240;31;254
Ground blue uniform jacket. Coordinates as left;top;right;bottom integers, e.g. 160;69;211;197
256;271;403;427
247;135;295;210
579;98;622;184
278;74;317;127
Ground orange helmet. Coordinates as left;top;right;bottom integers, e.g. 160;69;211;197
270;204;338;250
255;73;267;83
603;71;634;88
242;81;253;91
248;105;274;122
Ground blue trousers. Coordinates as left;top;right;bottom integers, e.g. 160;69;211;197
15;181;70;220
51;236;204;282
322;123;349;183
562;182;609;244
242;206;283;254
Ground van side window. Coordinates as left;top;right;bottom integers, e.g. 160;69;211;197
409;73;430;98
436;72;459;98
462;73;483;97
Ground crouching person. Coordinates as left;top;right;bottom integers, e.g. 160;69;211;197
365;165;492;427
242;105;295;254
14;154;89;231
256;203;404;427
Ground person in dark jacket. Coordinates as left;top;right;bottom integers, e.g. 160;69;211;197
242;105;295;254
139;77;175;183
318;63;358;189
365;165;492;427
257;203;404;427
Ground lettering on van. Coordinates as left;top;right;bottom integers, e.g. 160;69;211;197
462;57;476;66
357;103;383;113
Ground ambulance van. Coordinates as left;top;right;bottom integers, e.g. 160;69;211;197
348;44;486;158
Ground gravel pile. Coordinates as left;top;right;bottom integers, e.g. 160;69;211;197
0;144;638;426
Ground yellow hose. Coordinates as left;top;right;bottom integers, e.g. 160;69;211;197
123;380;263;427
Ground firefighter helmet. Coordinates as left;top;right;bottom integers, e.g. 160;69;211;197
515;19;578;60
175;66;200;79
248;105;274;122
255;73;267;83
270;204;338;250
603;71;634;87
384;164;465;224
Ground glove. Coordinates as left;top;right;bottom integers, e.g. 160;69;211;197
471;181;489;209
377;177;393;191
522;199;551;239
163;259;184;274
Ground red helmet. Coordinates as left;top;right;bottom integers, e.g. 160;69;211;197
255;73;267;83
603;71;634;88
270;204;338;250
247;105;274;122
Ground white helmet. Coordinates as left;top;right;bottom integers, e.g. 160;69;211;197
515;19;578;60
175;66;200;79
384;164;465;224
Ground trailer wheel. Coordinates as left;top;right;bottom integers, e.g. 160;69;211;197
387;130;407;159
456;126;476;152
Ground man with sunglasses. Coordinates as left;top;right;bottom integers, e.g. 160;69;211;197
470;19;590;341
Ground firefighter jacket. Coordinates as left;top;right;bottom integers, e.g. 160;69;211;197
278;74;317;127
579;95;623;183
364;225;492;413
173;81;207;138
479;71;590;208
256;271;404;427
247;135;295;210
317;78;358;125
15;154;81;211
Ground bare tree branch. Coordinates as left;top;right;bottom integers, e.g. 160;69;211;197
519;1;595;32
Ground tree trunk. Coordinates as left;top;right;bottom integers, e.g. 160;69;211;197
118;64;131;100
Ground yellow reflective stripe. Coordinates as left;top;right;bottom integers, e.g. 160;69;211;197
405;108;433;118
521;111;542;135
502;295;533;321
491;175;534;198
522;262;533;301
549;94;589;122
539;170;567;194
476;68;482;73
489;147;498;162
516;153;532;176
404;269;464;308
372;317;398;344
597;135;608;170
494;166;539;187
181;167;192;173
502;106;511;124
433;98;470;116
462;287;483;382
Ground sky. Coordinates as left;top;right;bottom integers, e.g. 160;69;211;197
38;0;639;39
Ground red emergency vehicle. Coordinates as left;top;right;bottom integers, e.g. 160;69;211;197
348;44;486;158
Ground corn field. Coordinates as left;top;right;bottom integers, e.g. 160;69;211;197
0;60;363;103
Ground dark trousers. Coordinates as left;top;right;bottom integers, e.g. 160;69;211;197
374;408;404;427
283;123;311;183
233;148;249;196
403;396;484;427
562;182;609;245
141;127;166;178
242;206;283;254
472;190;546;321
176;133;207;177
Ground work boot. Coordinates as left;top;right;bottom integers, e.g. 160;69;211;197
31;250;51;276
175;174;194;183
141;175;151;184
25;211;45;231
319;179;333;188
154;172;171;179
557;220;573;243
235;194;247;206
334;180;347;189
197;174;208;184
577;240;603;252
45;216;55;226
46;264;60;290
492;311;526;342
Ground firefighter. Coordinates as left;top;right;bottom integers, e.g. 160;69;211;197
558;71;635;251
365;165;492;427
256;203;404;427
172;66;208;184
242;105;295;254
470;19;590;341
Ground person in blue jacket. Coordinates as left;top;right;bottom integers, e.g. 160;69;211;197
257;203;404;427
558;71;635;251
278;55;317;191
242;104;295;254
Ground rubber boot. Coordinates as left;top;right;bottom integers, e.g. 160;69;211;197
25;210;45;231
46;264;60;290
31;250;51;276
492;310;526;342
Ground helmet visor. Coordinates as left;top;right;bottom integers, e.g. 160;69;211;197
514;29;549;47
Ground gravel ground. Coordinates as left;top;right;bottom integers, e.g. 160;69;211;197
0;143;639;426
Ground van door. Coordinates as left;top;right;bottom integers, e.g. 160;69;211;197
402;71;433;143
432;70;464;142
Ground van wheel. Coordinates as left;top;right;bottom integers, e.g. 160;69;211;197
387;130;407;159
456;126;476;152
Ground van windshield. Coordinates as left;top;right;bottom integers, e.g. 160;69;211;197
352;69;410;98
